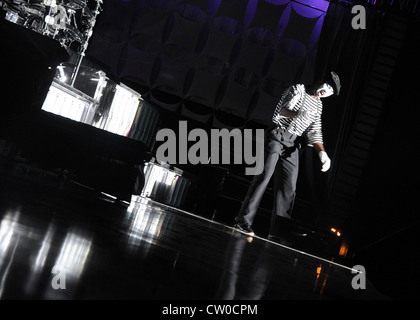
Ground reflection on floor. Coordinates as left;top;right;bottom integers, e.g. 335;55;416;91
0;159;389;300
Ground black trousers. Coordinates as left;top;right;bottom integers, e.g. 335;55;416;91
236;127;299;232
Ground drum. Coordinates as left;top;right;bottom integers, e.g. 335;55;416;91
60;0;87;10
5;8;26;25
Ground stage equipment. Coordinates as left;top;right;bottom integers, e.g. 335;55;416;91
2;0;100;50
41;61;159;151
1;1;158;204
141;160;192;209
42;77;98;124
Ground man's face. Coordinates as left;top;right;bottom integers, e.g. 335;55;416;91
316;83;334;98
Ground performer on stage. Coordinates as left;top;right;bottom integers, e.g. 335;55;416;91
234;72;341;236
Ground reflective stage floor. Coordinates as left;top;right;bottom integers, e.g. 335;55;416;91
0;160;389;301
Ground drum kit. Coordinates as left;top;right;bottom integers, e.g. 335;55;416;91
2;0;102;50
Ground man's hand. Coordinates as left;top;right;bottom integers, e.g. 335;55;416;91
318;151;331;172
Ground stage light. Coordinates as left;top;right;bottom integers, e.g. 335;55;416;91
330;227;341;237
45;15;55;25
316;266;322;275
339;240;349;257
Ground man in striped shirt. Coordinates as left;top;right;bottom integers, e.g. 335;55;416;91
235;72;341;237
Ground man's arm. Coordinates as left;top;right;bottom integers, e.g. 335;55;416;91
279;108;299;118
273;85;303;124
313;142;325;153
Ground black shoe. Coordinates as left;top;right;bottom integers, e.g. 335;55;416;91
234;222;255;236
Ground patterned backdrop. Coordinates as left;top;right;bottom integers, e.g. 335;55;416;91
86;0;330;129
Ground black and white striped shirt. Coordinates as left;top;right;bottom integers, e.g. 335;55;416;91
272;84;323;146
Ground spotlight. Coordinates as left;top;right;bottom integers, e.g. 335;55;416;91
330;227;341;237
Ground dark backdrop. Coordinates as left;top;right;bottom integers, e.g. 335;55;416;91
84;0;420;273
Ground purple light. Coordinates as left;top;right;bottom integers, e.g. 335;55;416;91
264;0;290;4
292;1;327;18
309;13;326;50
295;0;330;13
244;0;258;27
207;0;222;17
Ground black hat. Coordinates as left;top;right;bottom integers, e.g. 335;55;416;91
328;71;341;95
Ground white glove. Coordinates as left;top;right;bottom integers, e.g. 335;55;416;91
318;151;331;172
